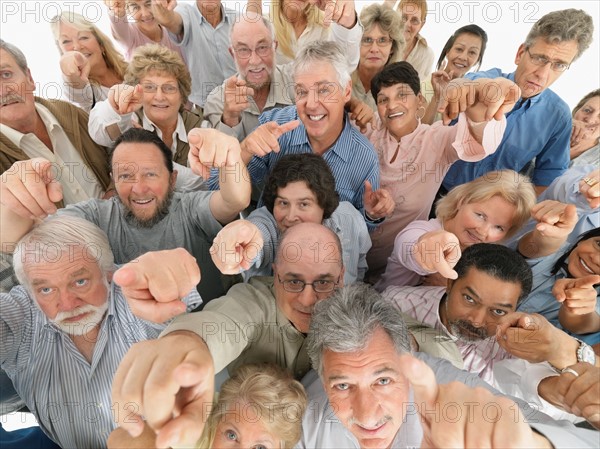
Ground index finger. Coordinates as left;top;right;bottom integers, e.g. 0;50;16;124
398;353;438;416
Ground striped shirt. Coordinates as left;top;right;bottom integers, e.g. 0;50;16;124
0;283;201;448
383;285;509;384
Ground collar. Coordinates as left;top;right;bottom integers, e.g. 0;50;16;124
0;102;58;147
142;111;188;144
292;110;354;163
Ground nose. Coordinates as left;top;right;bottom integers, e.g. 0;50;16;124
351;388;381;427
57;289;81;313
533;62;552;80
306;89;320;110
285;205;300;224
467;308;487;328
476;221;492;240
131;176;150;194
297;283;318;308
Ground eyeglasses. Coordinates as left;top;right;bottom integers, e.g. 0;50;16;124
277;275;340;293
233;43;273;59
140;83;179;94
401;16;422;26
361;36;393;47
525;48;571;72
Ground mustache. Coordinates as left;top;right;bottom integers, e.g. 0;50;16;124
348;415;392;429
0;93;25;107
450;319;488;340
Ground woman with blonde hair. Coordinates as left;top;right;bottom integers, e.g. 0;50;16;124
247;0;361;70
107;364;307;449
51;11;127;111
569;89;600;167
375;170;537;291
351;3;404;110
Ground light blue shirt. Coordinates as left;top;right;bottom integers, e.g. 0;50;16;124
0;283;201;448
443;68;571;189
169;3;237;107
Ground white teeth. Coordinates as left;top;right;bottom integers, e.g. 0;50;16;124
133;199;152;205
388;112;404;118
309;114;325;121
580;258;595;274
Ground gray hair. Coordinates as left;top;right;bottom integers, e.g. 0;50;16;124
13;215;115;292
229;11;276;43
0;39;29;73
307;284;411;377
524;9;593;61
293;41;351;87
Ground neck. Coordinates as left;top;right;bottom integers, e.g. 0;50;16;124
92;63;121;88
198;2;222;27
253;84;271;111
404;37;417;58
357;64;378;93
71;324;101;364
140;24;162;42
308;121;344;155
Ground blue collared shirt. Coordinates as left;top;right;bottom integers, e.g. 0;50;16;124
233;105;380;227
442;68;571;190
0;283;201;448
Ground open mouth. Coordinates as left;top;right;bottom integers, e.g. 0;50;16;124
132;198;155;206
387;111;405;119
308;114;326;121
580;258;596;275
151;104;170;109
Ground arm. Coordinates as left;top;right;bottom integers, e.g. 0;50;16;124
246;0;262;15
151;0;183;37
0;159;63;248
88;98;136;147
187;129;251;224
518;200;578;258
105;1;135;45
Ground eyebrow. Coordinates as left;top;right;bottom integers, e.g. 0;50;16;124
276;195;315;201
465;286;514;309
328;367;399;382
284;272;336;279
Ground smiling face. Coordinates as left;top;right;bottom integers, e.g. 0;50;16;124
376;82;422;140
441;267;521;340
294;63;351;153
359;24;394;73
323;327;410;449
26;248;109;336
230;18;275;91
444;196;516;248
444;33;483;77
513;38;578;99
0;48;36;131
211;403;278;449
57;21;105;74
112;141;176;227
139;71;182;127
273;181;325;232
126;0;158;35
574;96;600;141
567;236;600;278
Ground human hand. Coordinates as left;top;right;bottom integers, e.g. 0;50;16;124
413;230;461;279
319;0;357;29
103;0;126;17
0;158;63;219
187;128;243;179
59;51;91;85
211;220;264;274
553;275;600;316
113;248;200;323
363;181;394;219
240;120;300;159
108;83;144;115
111;331;214;449
222;75;254;127
554;362;600;429
578;169;600;209
349;99;375;134
530;200;578;241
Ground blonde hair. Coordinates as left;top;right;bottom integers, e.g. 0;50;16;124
360;4;405;65
125;43;192;107
270;0;323;60
398;0;428;22
50;11;127;84
435;170;536;239
198;364;307;449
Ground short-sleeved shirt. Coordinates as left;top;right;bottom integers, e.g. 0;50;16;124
443;69;571;190
57;191;229;301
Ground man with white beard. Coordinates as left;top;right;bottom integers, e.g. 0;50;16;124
0;215;202;448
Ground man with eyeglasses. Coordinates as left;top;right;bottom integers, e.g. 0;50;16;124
203;8;362;141
441;9;594;197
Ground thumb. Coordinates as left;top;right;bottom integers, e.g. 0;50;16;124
225;75;238;89
322;0;336;27
112;264;147;289
364;180;373;196
573;274;600;288
399;354;438;416
132;84;144;101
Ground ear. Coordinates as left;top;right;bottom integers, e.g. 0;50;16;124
338;266;346;288
106;271;114;284
343;79;352;103
515;43;526;65
171;170;178;185
273;40;279;51
228;47;234;58
446;278;454;294
417;92;425;107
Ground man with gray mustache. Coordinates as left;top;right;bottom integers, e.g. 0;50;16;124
0;40;111;203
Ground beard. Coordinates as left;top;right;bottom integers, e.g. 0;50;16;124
51;302;108;336
0;92;26;107
121;187;174;228
236;61;274;91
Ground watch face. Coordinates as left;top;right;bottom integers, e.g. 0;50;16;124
578;343;597;365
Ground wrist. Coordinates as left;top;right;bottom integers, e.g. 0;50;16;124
222;112;241;127
548;337;579;370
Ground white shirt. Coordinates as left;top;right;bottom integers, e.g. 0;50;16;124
0;103;104;204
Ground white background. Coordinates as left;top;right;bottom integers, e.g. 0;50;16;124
0;0;599;107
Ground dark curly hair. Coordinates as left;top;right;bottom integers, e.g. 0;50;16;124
263;153;339;219
371;61;421;102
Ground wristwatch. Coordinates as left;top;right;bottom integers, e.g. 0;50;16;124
576;338;596;365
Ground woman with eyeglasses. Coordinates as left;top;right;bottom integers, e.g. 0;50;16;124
89;44;204;190
51;11;128;112
102;0;184;61
422;25;488;124
351;4;403;110
384;0;434;81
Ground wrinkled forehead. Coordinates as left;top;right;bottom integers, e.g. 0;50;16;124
294;61;340;86
20;243;101;274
